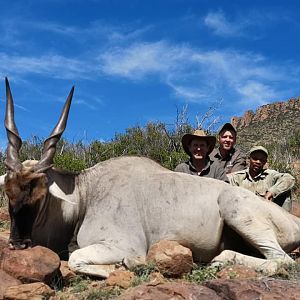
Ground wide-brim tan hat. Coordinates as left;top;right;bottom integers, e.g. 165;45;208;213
182;130;216;156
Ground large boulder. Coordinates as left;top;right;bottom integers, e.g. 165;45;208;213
204;278;300;300
117;282;222;300
146;240;193;277
0;246;60;284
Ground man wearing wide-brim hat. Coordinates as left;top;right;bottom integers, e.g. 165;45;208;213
175;130;228;181
228;145;295;212
210;123;246;174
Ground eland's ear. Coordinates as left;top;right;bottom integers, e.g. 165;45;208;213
0;174;6;188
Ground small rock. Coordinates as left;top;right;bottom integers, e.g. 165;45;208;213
274;267;290;279
291;201;300;218
106;270;135;289
148;272;165;285
146;240;193;277
0;208;9;223
217;265;259;279
60;261;76;283
0;236;8;252
4;282;54;300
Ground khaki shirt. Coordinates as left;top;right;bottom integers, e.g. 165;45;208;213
175;158;229;182
210;147;246;174
228;168;295;210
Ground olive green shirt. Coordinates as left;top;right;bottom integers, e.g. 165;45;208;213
210;147;246;174
175;158;229;182
228;168;295;211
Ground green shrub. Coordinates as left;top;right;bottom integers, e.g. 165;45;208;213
130;262;158;286
184;264;220;283
85;288;121;300
54;153;87;172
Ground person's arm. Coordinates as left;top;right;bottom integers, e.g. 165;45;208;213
174;163;187;173
266;171;295;199
230;150;247;173
227;172;241;186
215;164;229;182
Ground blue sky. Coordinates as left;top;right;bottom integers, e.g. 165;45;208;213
1;0;300;149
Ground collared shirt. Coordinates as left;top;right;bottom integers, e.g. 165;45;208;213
210;147;246;174
174;158;229;182
228;168;295;199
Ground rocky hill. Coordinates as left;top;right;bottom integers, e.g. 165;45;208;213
232;97;300;151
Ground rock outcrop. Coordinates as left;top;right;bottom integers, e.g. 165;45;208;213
232;97;300;129
231;97;300;150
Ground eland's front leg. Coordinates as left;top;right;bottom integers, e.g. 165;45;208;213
68;243;146;278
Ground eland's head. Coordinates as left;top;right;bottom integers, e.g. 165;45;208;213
2;78;74;249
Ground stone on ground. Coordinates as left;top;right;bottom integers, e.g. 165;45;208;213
117;282;221;300
146;240;193;277
3;282;54;300
0;246;60;284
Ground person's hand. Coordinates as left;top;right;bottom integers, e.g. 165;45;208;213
264;191;273;201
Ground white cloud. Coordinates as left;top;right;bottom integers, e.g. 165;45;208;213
99;41;295;105
13;103;29;112
166;81;208;101
192;51;288;105
0;18;153;48
203;10;279;39
0;19;298;109
74;99;97;110
0;39;295;107
99;41;184;79
204;11;240;37
236;81;277;106
0;53;94;80
73;94;103;110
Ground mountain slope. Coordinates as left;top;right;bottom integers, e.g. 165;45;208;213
232;97;300;151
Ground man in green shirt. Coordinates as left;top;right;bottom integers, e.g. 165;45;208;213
175;130;228;182
228;146;295;211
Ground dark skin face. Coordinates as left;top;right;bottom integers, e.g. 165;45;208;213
249;151;274;200
249;151;267;178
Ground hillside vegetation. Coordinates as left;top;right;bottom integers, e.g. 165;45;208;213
0;102;299;298
0;100;299;200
